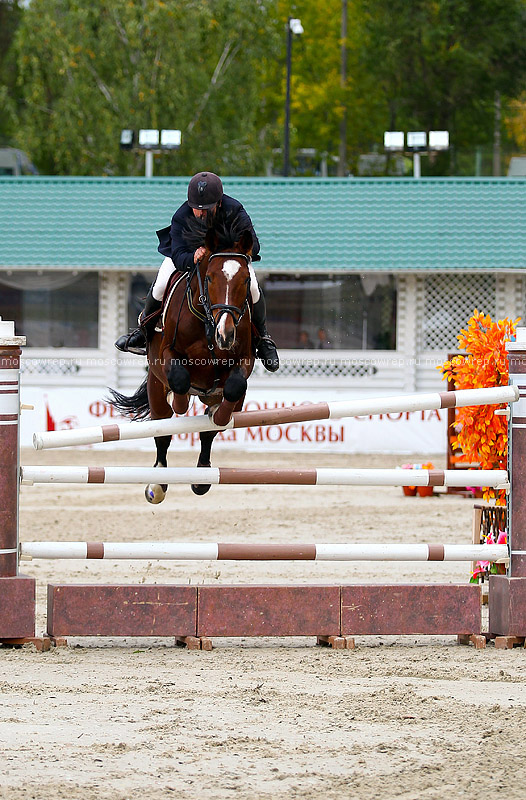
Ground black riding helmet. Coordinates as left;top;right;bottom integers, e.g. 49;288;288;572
187;171;224;209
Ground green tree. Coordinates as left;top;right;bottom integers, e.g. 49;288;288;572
9;0;526;176
356;0;526;174
260;0;386;175
0;0;24;145
262;0;526;175
12;0;281;175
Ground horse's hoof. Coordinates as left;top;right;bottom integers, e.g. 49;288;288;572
191;482;211;496
192;460;212;495
145;484;166;504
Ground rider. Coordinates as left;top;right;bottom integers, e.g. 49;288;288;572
115;171;279;372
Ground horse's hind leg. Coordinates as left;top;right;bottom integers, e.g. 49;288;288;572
145;372;173;505
191;430;219;496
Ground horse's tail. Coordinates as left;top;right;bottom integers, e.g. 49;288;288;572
107;377;150;420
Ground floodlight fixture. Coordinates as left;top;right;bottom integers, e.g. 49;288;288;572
119;129;135;150
160;129;182;149
138;129;160;149
383;131;404;151
429;130;449;151
406;131;427;151
289;18;304;34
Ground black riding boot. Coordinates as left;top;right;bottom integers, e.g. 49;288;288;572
252;294;279;373
115;288;163;356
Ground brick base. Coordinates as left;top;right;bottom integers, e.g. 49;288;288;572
47;584;197;637
341;584;482;636
489;575;526;636
0;575;35;639
45;582;483;642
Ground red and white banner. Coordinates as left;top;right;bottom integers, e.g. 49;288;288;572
20;387;446;455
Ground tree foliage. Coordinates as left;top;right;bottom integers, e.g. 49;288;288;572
505;93;526;151
11;0;281;175
0;0;24;144
260;0;386;174
3;0;526;175
355;0;526;172
257;0;526;175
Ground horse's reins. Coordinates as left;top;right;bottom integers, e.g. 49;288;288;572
192;252;252;351
177;252;251;396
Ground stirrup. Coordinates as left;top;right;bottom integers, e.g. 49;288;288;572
115;328;147;356
256;335;279;373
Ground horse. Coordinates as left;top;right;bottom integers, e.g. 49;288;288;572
109;213;255;502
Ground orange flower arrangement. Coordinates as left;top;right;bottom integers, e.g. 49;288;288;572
440;310;519;505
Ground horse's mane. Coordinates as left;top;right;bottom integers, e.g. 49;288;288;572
183;208;249;252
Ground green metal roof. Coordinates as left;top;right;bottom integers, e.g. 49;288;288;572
1;176;525;272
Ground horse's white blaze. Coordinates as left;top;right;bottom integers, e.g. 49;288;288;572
217;260;241;342
222;260;241;282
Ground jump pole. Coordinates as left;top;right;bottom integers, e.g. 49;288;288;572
20;466;509;488
32;384;519;450
21;541;508;562
0;320;35;642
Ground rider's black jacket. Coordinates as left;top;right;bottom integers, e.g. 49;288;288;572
156;195;260;271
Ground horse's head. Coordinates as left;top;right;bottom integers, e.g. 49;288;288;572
204;227;253;351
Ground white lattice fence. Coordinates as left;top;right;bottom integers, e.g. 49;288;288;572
417;274;497;350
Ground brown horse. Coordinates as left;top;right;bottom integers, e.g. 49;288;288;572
110;215;255;502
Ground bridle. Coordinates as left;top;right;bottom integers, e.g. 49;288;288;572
195;252;251;348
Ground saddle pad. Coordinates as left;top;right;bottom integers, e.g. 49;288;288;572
156;271;187;333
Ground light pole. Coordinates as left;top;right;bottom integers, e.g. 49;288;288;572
139;130;159;177
407;131;427;178
383;130;449;178
283;17;303;177
120;129;181;177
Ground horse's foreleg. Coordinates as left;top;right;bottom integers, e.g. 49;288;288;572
212;367;248;427
145;370;173;505
167;359;191;414
191;368;247;495
191;430;219;496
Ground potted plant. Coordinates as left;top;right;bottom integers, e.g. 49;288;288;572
400;463;417;496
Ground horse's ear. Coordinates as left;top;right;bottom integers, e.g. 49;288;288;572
205;228;218;252
238;229;253;255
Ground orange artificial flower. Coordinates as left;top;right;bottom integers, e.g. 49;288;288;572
440;310;519;504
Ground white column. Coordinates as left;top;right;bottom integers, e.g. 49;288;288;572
100;271;127;388
398;275;418;392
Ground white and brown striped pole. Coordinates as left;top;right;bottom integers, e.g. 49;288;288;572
20;541;508;562
19;465;509;488
32;385;519;450
507;328;526;576
0;320;26;577
488;329;526;639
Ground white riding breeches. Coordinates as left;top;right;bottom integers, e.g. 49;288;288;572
152;257;261;304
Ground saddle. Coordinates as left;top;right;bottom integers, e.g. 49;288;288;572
153;270;187;333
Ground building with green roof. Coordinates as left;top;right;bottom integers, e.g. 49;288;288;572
1;175;525;272
1;176;524;398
